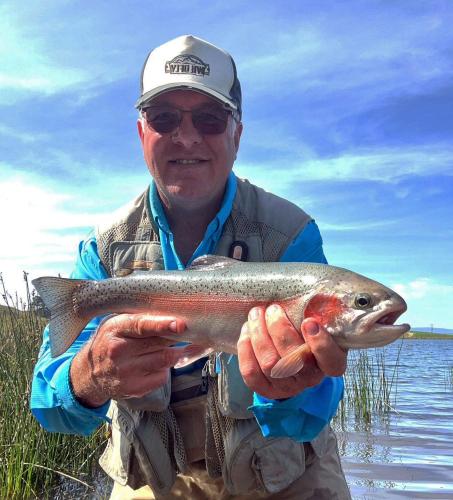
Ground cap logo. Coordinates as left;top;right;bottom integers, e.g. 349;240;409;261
165;54;210;77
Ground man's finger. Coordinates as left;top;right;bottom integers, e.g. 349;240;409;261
247;307;280;377
265;304;305;357
301;319;347;376
238;322;273;394
105;313;186;338
135;346;189;373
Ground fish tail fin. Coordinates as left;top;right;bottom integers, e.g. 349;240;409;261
270;344;311;379
32;276;88;357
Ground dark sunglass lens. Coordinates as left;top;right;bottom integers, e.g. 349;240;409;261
145;108;180;133
193;108;229;134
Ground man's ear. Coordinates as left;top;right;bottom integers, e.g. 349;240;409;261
137;117;145;146
234;121;243;153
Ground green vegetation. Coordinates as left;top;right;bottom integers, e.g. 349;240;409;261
404;331;453;339
334;342;403;429
0;273;105;499
446;366;453;390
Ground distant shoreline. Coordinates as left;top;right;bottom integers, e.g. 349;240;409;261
404;331;453;340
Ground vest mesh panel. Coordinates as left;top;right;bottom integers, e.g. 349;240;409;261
143;409;187;474
98;222;158;276
223;213;291;262
205;373;236;478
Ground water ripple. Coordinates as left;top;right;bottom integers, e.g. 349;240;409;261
337;340;453;499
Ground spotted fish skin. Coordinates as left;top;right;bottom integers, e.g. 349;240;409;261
32;255;410;376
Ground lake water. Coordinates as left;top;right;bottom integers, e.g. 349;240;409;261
336;339;453;499
54;339;453;499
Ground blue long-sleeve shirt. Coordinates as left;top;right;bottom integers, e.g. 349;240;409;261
31;172;343;440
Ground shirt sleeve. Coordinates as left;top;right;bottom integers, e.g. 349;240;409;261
249;220;345;442
30;235;111;435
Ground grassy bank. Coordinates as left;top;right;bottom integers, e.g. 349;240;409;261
0;274;105;499
404;331;453;339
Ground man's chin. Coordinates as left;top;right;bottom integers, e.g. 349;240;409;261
166;187;222;212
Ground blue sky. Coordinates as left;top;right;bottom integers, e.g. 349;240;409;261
0;0;452;328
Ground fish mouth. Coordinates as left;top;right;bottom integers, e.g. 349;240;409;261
345;301;410;348
375;308;407;327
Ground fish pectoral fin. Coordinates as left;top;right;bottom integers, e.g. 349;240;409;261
270;344;311;379
173;345;214;368
187;255;245;271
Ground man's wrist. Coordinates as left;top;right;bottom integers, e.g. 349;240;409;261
69;351;109;409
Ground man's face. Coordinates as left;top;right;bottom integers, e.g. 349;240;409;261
137;90;242;211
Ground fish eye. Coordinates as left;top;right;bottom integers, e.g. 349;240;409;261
355;293;373;309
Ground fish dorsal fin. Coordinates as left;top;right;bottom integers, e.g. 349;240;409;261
187;255;245;272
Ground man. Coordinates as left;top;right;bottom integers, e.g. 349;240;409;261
31;35;351;499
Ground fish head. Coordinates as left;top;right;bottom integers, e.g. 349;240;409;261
302;270;410;349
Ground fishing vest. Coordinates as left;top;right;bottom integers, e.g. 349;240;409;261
96;177;330;497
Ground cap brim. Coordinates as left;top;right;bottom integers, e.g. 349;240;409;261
135;82;238;111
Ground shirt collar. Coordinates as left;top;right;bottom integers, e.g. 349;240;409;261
148;172;237;236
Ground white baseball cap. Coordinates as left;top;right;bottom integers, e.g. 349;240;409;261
135;35;242;116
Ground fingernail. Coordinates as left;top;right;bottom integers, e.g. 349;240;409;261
304;320;319;336
249;307;260;321
266;304;280;319
169;320;178;332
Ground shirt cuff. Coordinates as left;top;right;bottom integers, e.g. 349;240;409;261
249;376;344;442
53;358;111;421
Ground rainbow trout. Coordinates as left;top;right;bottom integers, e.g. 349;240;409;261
32;255;409;378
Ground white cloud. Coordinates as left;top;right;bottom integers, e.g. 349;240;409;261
0;124;50;143
236;144;453;190
0;9;89;100
0;3;127;104
391;278;453;329
320;220;399;232
0;176;112;300
0;164;152;300
238;8;453;106
393;278;453;301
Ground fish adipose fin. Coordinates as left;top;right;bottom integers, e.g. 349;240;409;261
187;255;245;272
32;276;88;358
270;344;311;378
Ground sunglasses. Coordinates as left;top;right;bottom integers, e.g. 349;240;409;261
142;104;235;135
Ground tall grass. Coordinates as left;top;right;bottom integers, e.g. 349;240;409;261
0;273;106;499
334;343;403;429
445;366;453;390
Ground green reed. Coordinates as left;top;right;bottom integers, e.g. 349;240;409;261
0;273;106;499
445;366;453;390
334;342;402;429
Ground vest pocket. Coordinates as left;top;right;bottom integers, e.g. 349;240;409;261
222;419;306;495
216;353;254;419
252;438;305;493
98;407;131;486
99;402;184;496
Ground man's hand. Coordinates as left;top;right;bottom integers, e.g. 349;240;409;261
70;314;186;408
237;304;347;400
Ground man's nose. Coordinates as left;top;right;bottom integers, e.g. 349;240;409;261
171;113;202;147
